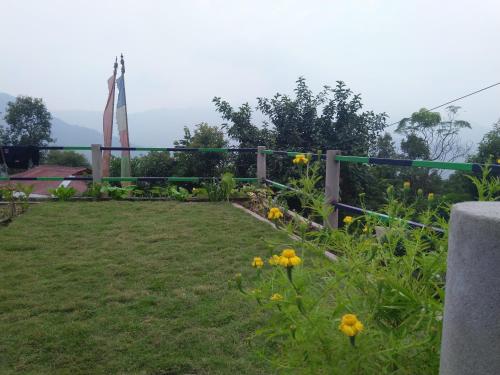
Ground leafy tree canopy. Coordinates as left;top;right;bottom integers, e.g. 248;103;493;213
45;150;90;167
2;96;53;146
396;106;471;161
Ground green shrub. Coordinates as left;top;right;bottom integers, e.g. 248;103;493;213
204;173;236;202
49;186;77;201
232;158;455;374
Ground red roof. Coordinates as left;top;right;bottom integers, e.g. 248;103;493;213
0;165;91;196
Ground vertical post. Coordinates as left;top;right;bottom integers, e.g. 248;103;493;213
91;144;102;183
257;146;266;184
440;202;500;375
325;150;341;229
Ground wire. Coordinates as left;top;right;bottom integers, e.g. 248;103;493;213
387;81;500;127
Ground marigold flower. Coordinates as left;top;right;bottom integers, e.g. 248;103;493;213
428;192;435;201
343;216;353;225
268;254;280;266
292;154;309;165
270;293;284;301
281;248;296;258
339;314;364;337
403;181;411;189
252;257;264;268
277;255;302;267
267;207;284;220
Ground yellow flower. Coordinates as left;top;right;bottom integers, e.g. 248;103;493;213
267;207;284;220
339;314;364;337
268;254;280;266
270;293;284;301
428;192;435;201
497;158;500;164
403;181;411;189
289;256;302;266
343;216;353;225
252;257;264;268
277;254;302;268
281;248;296;258
292;154;309;165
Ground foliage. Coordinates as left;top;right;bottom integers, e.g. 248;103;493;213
100;183;135;200
0;202;291;374
84;182;103;199
465;163;500;201
48;185;77;201
1;96;53;146
203;173;236;202
109;151;175;178
470;119;500;163
396;106;471;162
174;123;229;177
0;183;33;219
214;77;387;201
45;150;90;167
234;158;455;374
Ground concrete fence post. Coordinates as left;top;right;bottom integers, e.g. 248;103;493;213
257;146;266;184
440;202;500;375
325;150;341;229
91;144;102;183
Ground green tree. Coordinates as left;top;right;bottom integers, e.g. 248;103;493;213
471;119;500;163
2;96;53;146
45;150;90;167
396;106;471;162
174;123;229;177
214;78;387;203
213;98;274;177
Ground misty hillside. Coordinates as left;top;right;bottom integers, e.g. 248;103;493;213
1;92;119;148
55;107;226;147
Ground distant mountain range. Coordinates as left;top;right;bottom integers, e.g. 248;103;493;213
54;108;225;147
1;92;226;149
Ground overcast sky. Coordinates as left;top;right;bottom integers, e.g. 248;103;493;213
1;0;499;136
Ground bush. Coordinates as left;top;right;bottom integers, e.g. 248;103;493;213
232;158;454;374
49;186;77;201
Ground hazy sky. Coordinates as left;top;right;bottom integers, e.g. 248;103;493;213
1;0;499;136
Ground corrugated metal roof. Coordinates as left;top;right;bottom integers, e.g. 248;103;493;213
0;165;91;196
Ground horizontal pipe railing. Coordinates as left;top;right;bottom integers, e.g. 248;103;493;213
333;202;445;234
335;155;500;174
261;149;499;174
0;176;258;183
265;179;445;233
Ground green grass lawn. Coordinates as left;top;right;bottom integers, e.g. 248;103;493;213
0;202;292;375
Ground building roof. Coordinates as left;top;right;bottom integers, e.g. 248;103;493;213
0;165;91;196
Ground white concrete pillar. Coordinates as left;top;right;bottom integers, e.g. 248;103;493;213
257;146;266;184
440;202;500;375
91;144;102;183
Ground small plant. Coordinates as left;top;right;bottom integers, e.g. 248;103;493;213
466;163;500;201
220;172;236;201
167;186;189;201
203;173;237;202
49;186;77;201
85;183;103;199
100;184;135;200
